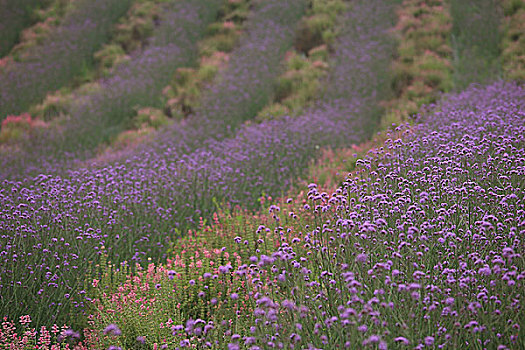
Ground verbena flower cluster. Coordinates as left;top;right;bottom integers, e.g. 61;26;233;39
1;0;522;348
229;80;524;349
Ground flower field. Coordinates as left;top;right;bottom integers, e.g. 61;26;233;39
0;0;134;118
0;0;523;349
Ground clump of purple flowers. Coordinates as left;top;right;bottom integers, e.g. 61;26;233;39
224;81;524;348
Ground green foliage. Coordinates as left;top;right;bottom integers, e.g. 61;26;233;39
254;103;291;122
382;0;453;130
256;52;328;121
0;0;48;57
255;0;347;122
294;14;331;53
93;44;128;76
131;107;170;129
450;0;503;89
197;63;219;81
92;0;170;79
293;0;348;53
308;44;329;61
501;0;525;81
221;0;250;24
198;32;239;56
28;88;69;121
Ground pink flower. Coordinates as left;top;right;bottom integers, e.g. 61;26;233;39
19;315;32;325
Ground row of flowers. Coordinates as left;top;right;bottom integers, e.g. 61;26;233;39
0;0;134;118
0;0;223;179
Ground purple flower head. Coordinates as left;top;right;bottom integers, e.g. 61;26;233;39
356;253;368;263
424;336;435;346
103;324;122;336
204;324;214;334
64;329;80;338
395;337;410;345
219;264;232;274
282;299;295;310
368;335;380;343
478;266;492;276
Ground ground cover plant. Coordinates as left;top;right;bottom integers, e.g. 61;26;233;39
450;0;503;90
0;0;133;119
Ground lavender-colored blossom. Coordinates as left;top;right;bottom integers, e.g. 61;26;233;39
356;254;368;264
63;329;80;338
103;324;122;336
